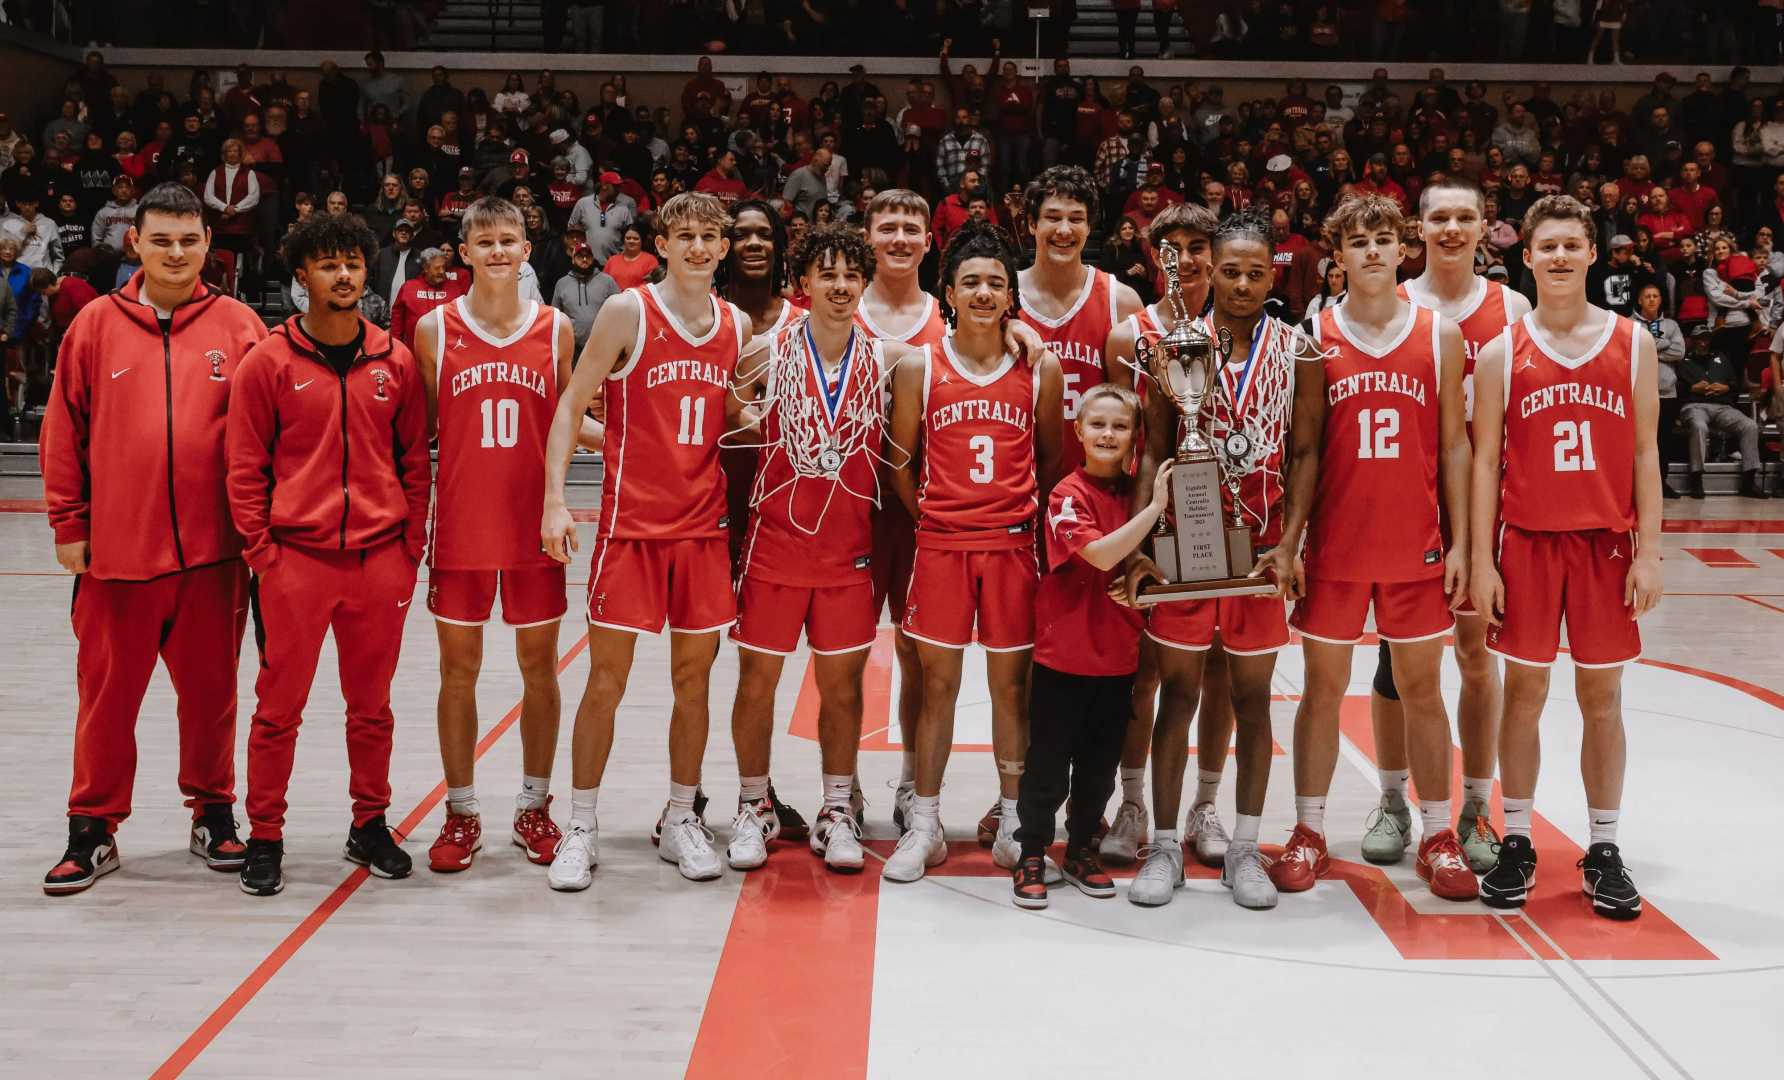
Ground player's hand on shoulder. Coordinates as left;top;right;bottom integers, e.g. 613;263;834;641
54;540;88;575
1003;318;1045;366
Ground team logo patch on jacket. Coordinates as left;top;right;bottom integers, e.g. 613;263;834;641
371;368;390;401
207;350;227;382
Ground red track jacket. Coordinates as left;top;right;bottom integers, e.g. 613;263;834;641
41;271;268;581
225;316;431;574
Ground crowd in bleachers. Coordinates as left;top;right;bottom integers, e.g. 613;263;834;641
2;45;1782;487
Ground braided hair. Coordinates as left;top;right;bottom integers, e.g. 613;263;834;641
939;220;1022;328
1212;205;1276;257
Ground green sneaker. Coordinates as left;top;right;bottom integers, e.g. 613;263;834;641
1458;799;1501;874
1361;795;1412;865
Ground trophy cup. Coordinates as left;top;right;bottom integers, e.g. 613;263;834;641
1133;241;1278;604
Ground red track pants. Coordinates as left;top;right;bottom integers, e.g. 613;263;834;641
67;559;250;828
245;541;418;841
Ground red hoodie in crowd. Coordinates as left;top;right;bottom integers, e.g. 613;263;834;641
225;315;431;574
41;271;269;580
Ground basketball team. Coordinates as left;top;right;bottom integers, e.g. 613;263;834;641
39;164;1659;924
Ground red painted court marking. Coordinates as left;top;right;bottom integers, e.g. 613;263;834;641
150;633;591;1080
1737;594;1784;616
1684;547;1759;568
0;498;46;512
1663;518;1784;534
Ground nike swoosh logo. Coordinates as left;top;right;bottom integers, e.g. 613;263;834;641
110;369;129;379
397;598;411;607
295;380;313;391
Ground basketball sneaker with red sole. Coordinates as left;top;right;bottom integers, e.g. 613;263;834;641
977;802;1001;848
512;797;562;865
1267;824;1329;893
1416;829;1480;900
428;811;483;873
43;816;119;896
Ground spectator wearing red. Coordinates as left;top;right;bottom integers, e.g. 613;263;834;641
227;212;430;894
694;149;751;208
680;56;726;126
1269;208;1315;314
894;78;947;151
1669;160;1719;231
602;223;659;290
39;183;268;896
1123;162;1183;216
1354;153;1409;213
989;62;1036;190
389;248;468;348
43;271;98;329
1637;186;1692;263
930;168;984;258
1616;154;1657;207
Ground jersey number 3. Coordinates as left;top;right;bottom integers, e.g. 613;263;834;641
968;434;995;484
1356;407;1400;459
1553;419;1597;472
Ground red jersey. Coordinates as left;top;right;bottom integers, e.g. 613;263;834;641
428;297;563;570
739;318;883;587
916;336;1038;550
855;292;946;349
1400;275;1519;427
1304;304;1445;582
1019;266;1119;471
600;284;742;541
1499;313;1638;533
1130;305;1294;546
1035;468;1145;675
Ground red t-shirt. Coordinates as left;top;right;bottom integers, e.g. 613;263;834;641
1034;468;1144;676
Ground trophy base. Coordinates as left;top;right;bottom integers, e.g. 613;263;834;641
1135;576;1279;605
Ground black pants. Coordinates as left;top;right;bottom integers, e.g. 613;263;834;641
1658;396;1682;474
1015;662;1133;857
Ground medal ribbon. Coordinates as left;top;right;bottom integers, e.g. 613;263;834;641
1213;315;1266;418
807;320;855;428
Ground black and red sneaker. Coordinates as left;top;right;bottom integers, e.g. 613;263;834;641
1011;854;1050;909
43;815;119;896
767;785;809;842
1062;845;1116;899
189;803;248;871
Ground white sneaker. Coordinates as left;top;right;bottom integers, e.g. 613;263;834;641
1185;801;1230;867
990;808;1063;882
547;822;598;891
1128;842;1185;907
811;805;865;873
891;781;914;834
1100;800;1148;864
726;800;771;870
659;815;723;881
1222;842;1279;910
882;822;946;882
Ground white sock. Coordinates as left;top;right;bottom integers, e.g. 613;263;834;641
1294;796;1326;834
1120;766;1145;805
1152;828;1179;847
1233;813;1261;845
999;796;1018;831
446;785;479;817
1503;797;1533;838
517;774;550;811
1462;776;1493;808
1379;768;1410;804
1194;768;1221;808
1588;807;1620;844
739;774;769;804
912;793;941;829
571;786;599;830
822;773;853;810
667;781;699;823
1420;798;1452;838
900;751;916;786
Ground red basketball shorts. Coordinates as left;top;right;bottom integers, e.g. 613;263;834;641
1291;575;1454;644
586;536;735;635
1486;525;1641;668
428;565;568;628
902;545;1038;651
1146;594;1290;655
731;576;877;656
872;502;918;624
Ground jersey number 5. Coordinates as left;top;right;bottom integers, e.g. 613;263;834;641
968;434;995;484
1357;407;1400;459
1553;419;1597;472
480;398;519;448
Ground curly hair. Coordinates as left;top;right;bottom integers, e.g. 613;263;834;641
717;198;786;294
790;222;876;286
1213;205;1276;256
1321;192;1406;249
1023;164;1101;227
940;221;1021;326
281;210;379;269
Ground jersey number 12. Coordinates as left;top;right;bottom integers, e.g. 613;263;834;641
1357;408;1400;459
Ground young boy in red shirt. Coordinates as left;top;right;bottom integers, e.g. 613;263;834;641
1011;383;1171;909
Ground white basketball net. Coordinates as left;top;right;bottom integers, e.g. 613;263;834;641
1198;313;1314;537
723;312;892;537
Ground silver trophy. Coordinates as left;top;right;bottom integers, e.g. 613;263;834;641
1134;240;1275;603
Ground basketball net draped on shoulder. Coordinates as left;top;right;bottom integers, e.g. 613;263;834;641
724;311;891;535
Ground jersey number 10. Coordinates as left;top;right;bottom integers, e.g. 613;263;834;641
480;398;519;448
